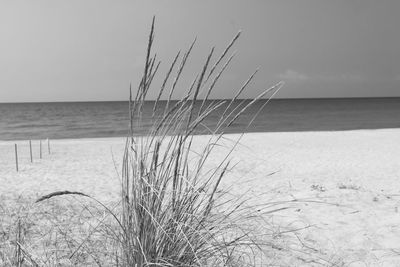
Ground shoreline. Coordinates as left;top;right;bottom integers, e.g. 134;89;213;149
1;127;400;143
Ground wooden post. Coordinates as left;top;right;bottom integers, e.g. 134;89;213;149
29;140;33;163
40;140;42;159
47;138;50;154
15;144;19;172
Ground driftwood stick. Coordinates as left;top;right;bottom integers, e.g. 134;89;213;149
29;140;33;163
15;144;19;172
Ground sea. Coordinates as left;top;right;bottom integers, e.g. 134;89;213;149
0;98;399;141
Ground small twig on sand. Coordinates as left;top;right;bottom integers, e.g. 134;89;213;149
35;191;90;203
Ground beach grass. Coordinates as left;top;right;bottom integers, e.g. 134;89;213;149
113;17;284;266
34;17;281;266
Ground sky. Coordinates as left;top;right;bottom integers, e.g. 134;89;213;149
1;0;399;102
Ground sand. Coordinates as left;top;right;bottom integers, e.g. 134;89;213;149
1;129;400;266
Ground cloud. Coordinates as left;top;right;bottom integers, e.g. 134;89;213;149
278;70;367;83
278;69;309;82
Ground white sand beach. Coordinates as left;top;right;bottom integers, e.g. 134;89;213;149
1;129;400;265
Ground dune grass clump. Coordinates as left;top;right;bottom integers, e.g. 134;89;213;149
33;17;283;266
114;18;282;266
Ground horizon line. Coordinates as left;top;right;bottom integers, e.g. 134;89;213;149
1;96;400;104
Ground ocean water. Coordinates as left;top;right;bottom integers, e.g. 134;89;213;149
0;98;399;141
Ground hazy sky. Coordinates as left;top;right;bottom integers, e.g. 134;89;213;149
1;0;399;102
